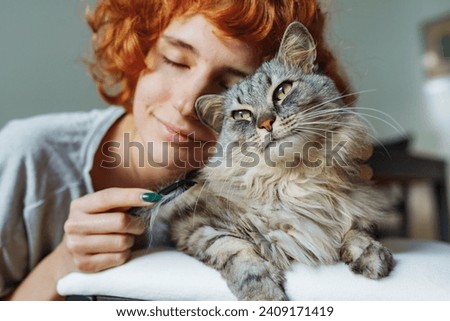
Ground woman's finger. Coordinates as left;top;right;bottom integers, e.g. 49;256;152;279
64;211;145;235
72;251;132;273
71;187;160;213
65;234;136;255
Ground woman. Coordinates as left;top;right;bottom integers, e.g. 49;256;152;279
0;0;354;300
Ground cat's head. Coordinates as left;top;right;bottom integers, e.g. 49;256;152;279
195;21;367;169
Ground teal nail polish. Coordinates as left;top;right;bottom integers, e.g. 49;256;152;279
141;192;162;203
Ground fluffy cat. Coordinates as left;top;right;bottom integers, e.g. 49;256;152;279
142;21;394;300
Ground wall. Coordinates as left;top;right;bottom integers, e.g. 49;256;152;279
2;0;448;150
323;0;450;156
323;0;450;238
0;0;104;128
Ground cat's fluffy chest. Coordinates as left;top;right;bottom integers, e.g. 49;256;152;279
191;166;349;266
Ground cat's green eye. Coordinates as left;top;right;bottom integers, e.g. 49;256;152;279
273;81;293;104
231;110;253;121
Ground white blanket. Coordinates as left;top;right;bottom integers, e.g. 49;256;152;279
57;238;450;300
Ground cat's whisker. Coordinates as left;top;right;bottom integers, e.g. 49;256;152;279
346;111;404;139
291;119;389;158
296;120;390;157
299;106;406;138
344;106;407;137
299;108;343;119
298;114;393;150
299;110;343;121
300;89;376;114
298;107;355;120
299;96;345;115
296;126;343;137
291;127;328;141
298;120;366;132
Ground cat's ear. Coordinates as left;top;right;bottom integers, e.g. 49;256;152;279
276;21;317;73
195;95;225;133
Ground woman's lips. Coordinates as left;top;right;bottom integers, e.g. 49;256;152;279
154;114;211;143
163;122;194;142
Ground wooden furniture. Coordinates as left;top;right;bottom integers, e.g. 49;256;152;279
368;138;449;242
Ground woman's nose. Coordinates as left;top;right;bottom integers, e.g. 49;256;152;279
173;75;212;118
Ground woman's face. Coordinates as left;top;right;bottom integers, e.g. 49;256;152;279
132;14;259;172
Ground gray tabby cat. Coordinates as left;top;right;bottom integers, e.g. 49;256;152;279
144;21;394;300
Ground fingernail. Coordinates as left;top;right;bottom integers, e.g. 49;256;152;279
140;192;162;203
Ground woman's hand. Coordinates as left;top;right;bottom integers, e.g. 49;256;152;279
62;187;156;273
8;187;157;300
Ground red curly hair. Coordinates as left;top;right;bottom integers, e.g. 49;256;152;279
87;0;352;111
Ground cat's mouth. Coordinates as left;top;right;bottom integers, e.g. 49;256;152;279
258;130;311;162
261;131;296;148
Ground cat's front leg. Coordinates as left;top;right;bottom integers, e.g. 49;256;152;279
340;229;394;279
222;247;287;301
179;226;287;301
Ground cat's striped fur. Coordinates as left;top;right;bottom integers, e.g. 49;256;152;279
142;22;394;300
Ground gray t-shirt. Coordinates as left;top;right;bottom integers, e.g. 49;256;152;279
0;106;125;297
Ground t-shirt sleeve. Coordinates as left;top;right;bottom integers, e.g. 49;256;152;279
0;121;30;297
0;108;123;297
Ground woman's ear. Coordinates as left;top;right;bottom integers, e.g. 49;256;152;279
195;95;225;134
276;21;317;74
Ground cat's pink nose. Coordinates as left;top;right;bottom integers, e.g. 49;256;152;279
258;118;275;132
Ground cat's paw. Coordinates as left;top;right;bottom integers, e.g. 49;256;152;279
241;288;288;301
236;276;288;301
349;242;394;279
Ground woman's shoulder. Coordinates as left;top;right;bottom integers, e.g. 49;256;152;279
0;107;125;162
2;107;122;138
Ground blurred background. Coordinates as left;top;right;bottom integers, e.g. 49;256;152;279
323;0;450;240
0;0;103;124
1;0;449;240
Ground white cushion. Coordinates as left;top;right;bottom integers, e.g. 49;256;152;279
57;238;450;300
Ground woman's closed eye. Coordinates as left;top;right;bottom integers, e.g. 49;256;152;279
162;56;190;69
